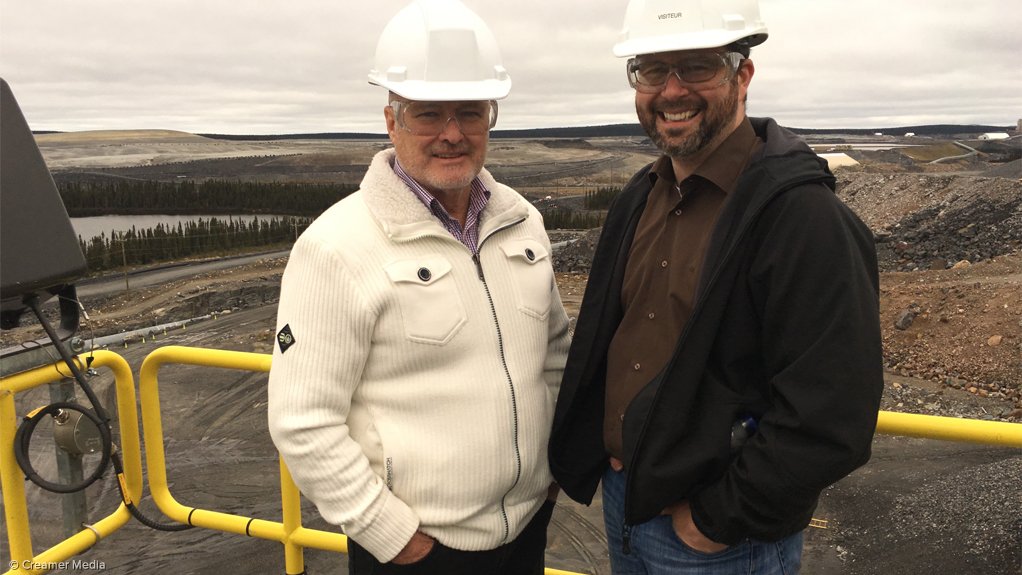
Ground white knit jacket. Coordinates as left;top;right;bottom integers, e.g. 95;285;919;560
267;149;571;562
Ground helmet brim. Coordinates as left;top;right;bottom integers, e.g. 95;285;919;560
613;29;768;58
368;77;512;102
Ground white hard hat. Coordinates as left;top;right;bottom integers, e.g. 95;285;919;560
613;0;768;58
368;0;511;101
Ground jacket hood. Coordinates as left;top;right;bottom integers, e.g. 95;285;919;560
749;117;836;192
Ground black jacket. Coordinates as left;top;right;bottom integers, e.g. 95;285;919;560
549;117;884;545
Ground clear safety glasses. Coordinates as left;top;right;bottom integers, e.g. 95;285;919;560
626;52;744;93
390;100;498;136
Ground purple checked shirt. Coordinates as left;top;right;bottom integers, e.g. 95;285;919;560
393;159;490;254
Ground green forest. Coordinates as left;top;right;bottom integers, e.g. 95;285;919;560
77;216;310;273
59;179;356;216
583;186;621;210
60;179;349;273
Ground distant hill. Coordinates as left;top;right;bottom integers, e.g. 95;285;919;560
787;124;1015;137
38;123;1014;142
194;132;389;141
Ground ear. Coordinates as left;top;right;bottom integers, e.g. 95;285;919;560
384;105;398;140
737;58;755;90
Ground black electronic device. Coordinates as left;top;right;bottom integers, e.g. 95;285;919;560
0;78;87;355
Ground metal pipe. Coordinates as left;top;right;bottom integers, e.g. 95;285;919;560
876;410;1022;447
0;387;34;564
48;378;87;538
280;458;308;574
0;350;140;574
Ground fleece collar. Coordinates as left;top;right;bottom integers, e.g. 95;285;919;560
359;148;529;243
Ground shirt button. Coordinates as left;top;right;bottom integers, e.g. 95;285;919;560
648;312;655;320
660;260;668;268
633;363;641;371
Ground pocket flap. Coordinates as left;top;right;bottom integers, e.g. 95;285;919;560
384;257;453;286
500;239;549;265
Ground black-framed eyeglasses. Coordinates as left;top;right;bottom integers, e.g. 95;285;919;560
626;52;744;93
389;100;498;136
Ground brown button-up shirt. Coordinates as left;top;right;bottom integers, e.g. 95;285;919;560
604;118;762;459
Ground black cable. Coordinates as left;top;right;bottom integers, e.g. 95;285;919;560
14;294;192;531
110;451;192;532
13;402;110;493
24;295;110;423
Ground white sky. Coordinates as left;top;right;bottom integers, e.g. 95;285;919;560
2;0;1019;134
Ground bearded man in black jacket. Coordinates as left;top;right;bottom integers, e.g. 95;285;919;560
548;1;884;573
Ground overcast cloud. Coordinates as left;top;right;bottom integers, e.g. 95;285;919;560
2;0;1019;134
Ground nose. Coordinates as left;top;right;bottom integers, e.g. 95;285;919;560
438;116;465;142
661;71;693;97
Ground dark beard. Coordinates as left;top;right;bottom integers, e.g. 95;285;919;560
639;79;741;159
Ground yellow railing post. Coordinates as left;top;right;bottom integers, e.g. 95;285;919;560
280;457;306;575
0;387;34;565
0;350;142;575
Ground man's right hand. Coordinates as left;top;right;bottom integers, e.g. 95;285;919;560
391;531;435;565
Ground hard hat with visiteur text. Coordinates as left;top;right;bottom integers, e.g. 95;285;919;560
368;0;511;101
613;0;768;58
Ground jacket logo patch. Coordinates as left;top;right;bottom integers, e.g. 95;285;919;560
277;324;296;354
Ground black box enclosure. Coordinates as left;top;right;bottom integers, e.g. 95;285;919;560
1;78;87;313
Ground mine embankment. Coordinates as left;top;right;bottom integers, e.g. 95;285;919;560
554;171;1022;413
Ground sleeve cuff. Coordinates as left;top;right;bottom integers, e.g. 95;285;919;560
343;491;420;563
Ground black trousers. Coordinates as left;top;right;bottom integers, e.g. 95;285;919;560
348;500;555;575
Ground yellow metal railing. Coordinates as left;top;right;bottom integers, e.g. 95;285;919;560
3;344;1021;575
136;346;587;575
1;350;143;575
876;410;1022;446
137;346;347;575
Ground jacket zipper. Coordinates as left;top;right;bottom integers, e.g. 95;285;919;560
620;171;831;547
473;215;527;542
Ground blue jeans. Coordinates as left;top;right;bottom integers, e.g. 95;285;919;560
602;467;803;575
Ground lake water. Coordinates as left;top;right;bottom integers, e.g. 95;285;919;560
70;214;294;241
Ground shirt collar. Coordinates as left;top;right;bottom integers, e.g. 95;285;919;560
392;158;491;221
647;116;761;195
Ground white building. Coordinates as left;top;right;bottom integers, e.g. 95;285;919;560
978;132;1010;140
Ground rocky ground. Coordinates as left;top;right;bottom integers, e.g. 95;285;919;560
554;170;1022;417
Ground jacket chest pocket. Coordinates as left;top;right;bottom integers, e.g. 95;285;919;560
500;239;553;320
384;257;466;344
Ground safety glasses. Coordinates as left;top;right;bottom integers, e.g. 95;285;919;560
390;100;498;136
626;52;744;92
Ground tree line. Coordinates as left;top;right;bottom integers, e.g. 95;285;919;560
58;179;357;216
583;186;622;210
542;209;605;230
79;216;309;273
